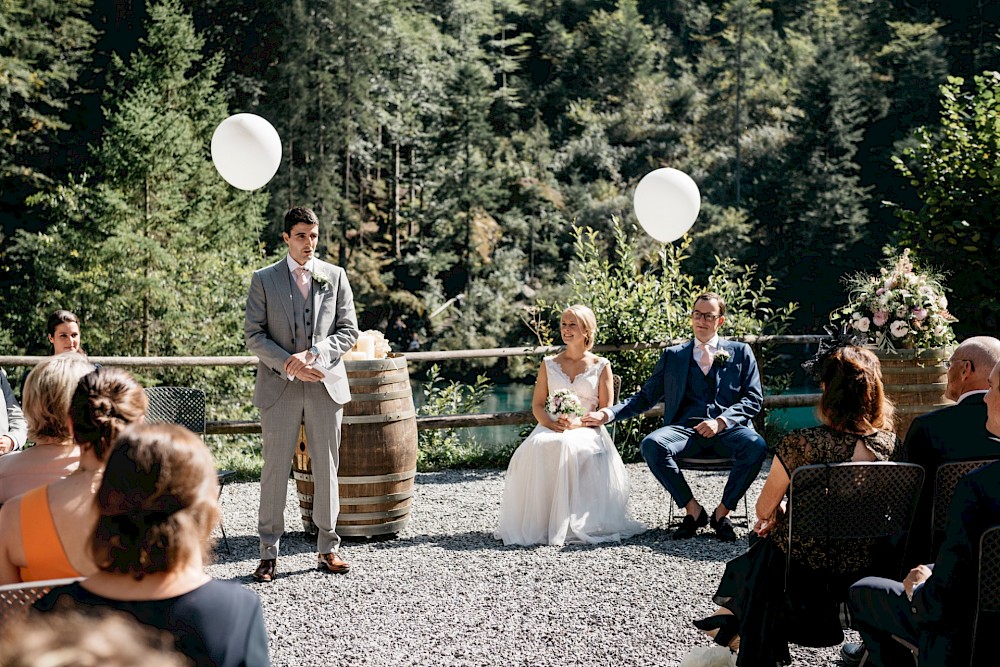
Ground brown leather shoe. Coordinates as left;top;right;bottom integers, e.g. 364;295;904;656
317;552;350;574
252;559;276;582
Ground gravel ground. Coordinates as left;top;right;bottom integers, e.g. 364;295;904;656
208;463;857;666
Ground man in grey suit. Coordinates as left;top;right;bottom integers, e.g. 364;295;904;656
245;207;359;582
0;367;27;455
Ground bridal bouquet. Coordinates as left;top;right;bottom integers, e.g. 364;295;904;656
546;389;585;417
834;249;957;351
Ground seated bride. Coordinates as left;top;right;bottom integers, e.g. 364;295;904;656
495;304;645;546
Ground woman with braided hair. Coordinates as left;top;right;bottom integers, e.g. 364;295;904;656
0;366;146;583
34;423;270;667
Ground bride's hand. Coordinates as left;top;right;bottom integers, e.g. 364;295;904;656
564;417;583;430
549;416;567;432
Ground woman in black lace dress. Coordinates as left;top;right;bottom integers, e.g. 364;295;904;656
694;345;899;666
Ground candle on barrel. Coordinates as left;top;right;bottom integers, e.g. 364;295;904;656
356;333;375;359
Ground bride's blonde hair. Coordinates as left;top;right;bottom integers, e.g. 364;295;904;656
564;305;597;350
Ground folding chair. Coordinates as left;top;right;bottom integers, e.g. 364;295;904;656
667;456;752;527
786;462;924;647
144;387;236;554
0;578;82;625
973;526;1000;666
931;459;997;555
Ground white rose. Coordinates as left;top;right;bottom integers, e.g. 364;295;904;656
934;325;948;337
895;305;908;318
855;317;870;333
890;320;909;338
852;312;862;320
939;296;948;309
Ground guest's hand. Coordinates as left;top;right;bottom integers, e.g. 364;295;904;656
581;411;608;427
903;565;932;599
694;419;722;438
0;435;12;455
753;513;776;537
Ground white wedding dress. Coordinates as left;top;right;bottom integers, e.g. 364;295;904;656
495;356;646;546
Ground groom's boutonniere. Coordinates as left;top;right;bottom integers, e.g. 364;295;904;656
713;350;731;366
312;272;330;289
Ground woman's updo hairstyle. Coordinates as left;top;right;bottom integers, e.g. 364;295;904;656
818;345;894;433
70;367;148;461
92;423;220;580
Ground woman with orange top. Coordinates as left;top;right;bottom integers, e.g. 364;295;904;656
0;366;146;583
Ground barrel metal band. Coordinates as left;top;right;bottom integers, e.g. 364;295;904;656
349;389;413;401
346;372;409;386
342;410;416;425
293;471;314;483
340;491;414;506
338;468;416;484
336;517;409;537
337;506;411;521
296;493;314;503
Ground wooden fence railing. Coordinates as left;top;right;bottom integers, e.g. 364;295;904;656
0;335;825;435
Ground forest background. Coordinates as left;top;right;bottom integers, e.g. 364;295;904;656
3;0;1000;469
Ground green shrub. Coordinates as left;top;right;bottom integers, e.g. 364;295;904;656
416;364;493;471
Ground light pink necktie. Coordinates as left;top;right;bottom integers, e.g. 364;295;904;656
294;266;310;299
699;342;712;375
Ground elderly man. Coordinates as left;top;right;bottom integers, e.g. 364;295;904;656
0;367;27;455
846;359;1000;667
900;336;1000;562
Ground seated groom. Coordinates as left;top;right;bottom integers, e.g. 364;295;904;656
846;359;1000;667
583;292;766;541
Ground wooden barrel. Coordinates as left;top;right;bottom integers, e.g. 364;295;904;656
339;354;418;537
290;354;418;538
876;348;953;440
292;424;318;535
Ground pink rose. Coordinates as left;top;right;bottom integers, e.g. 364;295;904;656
911;308;928;321
876;288;886;296
873;311;889;327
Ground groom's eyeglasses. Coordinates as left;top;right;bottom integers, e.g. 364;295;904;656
944;358;974;371
690;311;720;322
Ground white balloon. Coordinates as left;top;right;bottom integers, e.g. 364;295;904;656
211;113;282;191
632;167;701;243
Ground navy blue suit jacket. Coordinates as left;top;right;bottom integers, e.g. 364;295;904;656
913;460;1000;665
609;339;763;429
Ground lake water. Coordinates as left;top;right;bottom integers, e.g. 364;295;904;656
412;381;819;448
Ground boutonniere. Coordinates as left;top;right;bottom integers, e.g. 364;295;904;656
312;272;330;289
713;350;731;366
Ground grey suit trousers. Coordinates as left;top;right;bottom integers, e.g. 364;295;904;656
259;380;342;559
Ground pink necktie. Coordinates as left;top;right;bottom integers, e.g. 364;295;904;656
295;267;310;299
699;343;712;375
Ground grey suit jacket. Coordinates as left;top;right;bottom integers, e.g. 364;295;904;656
1;367;27;450
245;258;359;408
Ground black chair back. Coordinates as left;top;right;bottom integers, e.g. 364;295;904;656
973;526;1000;665
143;386;206;434
933;459;997;534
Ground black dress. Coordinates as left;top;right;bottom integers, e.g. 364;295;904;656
710;426;899;666
35;579;270;667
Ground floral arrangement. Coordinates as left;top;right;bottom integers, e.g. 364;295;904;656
545;389;585;417
361;330;392;359
713;350;731;365
312;271;330;288
834;249;957;351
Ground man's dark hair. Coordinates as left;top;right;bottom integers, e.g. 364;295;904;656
693;292;726;317
283;207;319;235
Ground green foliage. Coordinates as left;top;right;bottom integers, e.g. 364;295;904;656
891;72;1000;331
416;364;494;471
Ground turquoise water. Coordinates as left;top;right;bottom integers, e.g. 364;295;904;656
412;381;819;448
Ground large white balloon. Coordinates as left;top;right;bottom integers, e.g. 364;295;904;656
632;168;701;243
211;114;282;191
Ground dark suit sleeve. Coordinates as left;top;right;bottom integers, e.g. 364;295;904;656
717;344;763;427
900;416;931;468
610;349;670;422
912;471;987;626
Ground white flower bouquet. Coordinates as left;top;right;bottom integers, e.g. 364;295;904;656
834;249;957;351
545;389;585;417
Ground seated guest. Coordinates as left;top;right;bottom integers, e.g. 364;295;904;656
901;336;1000;563
0;366;27;455
694;344;899;665
0;610;186;667
34;423;271;667
848;360;1000;667
0;353;94;503
0;367;147;583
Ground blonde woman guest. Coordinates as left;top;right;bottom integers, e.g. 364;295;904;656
495;305;645;546
0;367;147;583
35;423;270;667
0;353;94;504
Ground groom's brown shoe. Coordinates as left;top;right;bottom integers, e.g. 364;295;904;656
252;559;276;583
317;552;350;574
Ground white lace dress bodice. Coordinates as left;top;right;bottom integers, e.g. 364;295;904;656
494;356;645;546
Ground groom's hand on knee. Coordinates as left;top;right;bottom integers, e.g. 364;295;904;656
694;419;723;438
